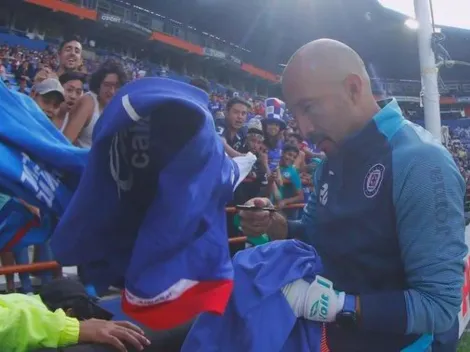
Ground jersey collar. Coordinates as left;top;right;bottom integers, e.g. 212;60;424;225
338;98;404;159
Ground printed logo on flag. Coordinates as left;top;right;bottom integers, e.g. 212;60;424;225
20;153;59;209
363;164;385;199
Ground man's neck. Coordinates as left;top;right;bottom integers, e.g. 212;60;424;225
56;67;65;76
57;66;76;76
343;101;381;141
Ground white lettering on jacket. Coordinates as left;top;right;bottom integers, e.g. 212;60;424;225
129;117;150;169
110;115;150;198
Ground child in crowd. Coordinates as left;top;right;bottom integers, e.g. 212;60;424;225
270;144;304;219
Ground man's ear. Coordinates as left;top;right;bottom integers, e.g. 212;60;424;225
344;74;363;104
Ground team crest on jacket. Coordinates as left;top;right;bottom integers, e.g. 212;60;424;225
363;164;385;198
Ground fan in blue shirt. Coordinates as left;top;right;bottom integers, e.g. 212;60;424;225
239;39;466;352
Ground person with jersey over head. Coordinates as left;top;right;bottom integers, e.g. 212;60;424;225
239;39;466;351
51;77;256;331
63;60;127;148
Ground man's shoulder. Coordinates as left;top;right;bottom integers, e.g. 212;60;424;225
390;122;454;166
390;122;464;193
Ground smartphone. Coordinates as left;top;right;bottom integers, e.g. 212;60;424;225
235;205;277;212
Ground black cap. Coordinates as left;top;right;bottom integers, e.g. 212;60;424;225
39;278;113;321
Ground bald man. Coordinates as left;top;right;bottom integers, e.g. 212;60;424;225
240;39;466;351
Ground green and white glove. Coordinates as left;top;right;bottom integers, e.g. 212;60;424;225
281;275;345;323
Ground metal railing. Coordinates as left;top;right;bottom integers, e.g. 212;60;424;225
0;203;306;276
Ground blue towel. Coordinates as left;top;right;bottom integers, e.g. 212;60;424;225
51;78;255;330
0;80;87;215
183;240;323;352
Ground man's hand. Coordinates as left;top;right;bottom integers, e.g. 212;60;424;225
33;67;57;84
282;276;345;323
79;319;150;352
239;198;273;237
239;198;288;240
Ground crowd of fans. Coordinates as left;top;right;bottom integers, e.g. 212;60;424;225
0;36;326;215
3;32;470;212
0;33;321;276
0;42;149;92
2;33;470;236
443;125;470;183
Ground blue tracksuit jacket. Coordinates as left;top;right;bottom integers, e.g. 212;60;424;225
289;99;467;351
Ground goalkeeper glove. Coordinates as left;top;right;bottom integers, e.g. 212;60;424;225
281;275;345;323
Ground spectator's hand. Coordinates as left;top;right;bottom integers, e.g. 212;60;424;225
277;200;287;209
272;168;282;186
258;151;268;166
239;198;274;237
268;172;275;182
33;67;57;84
78;319;150;352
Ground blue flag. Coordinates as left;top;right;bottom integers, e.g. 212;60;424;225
51;78;255;329
0;81;86;252
0;80;87;215
183;240;323;352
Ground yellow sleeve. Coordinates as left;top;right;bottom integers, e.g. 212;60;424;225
0;293;80;352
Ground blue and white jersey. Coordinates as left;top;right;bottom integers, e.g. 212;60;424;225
51;78;255;331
